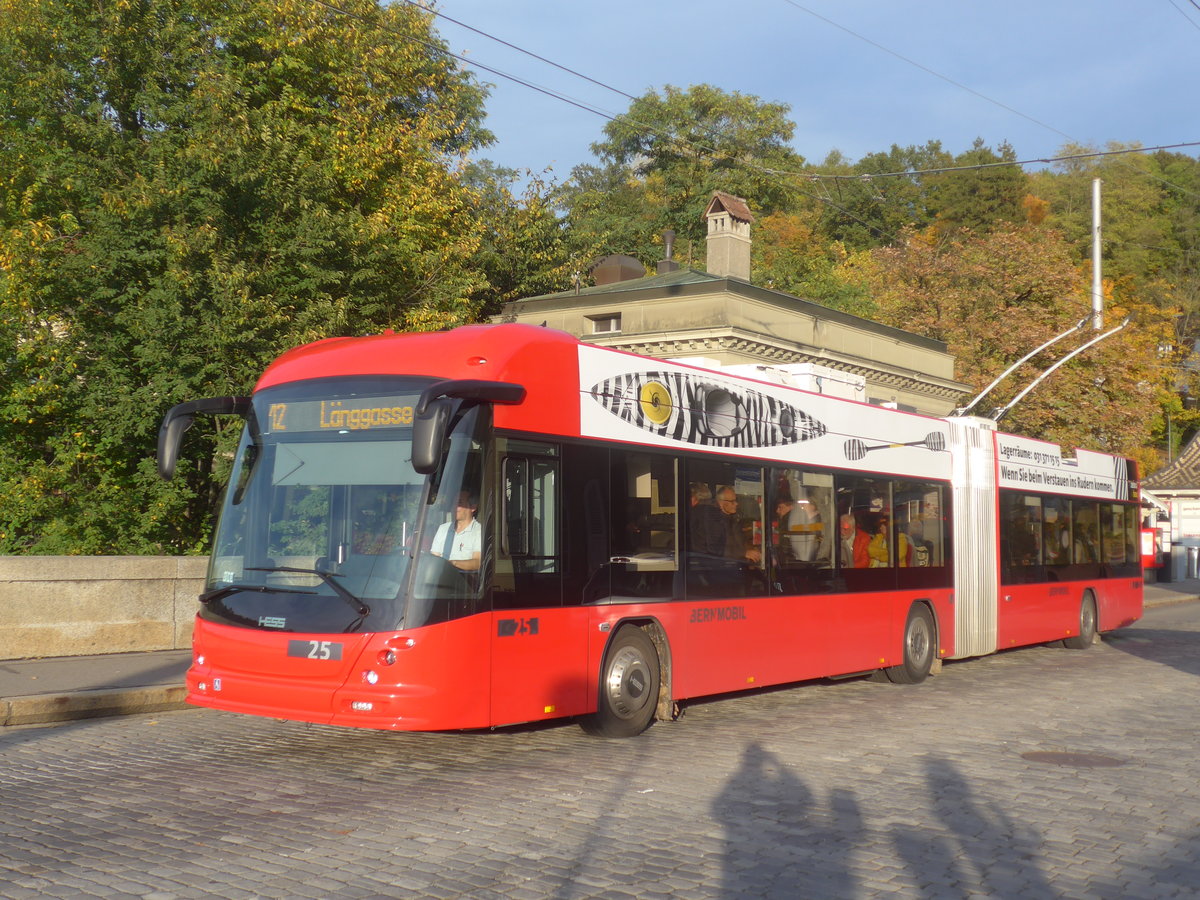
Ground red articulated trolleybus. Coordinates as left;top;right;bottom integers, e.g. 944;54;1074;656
158;324;1143;737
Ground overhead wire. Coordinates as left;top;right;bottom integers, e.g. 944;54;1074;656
775;0;1200;201
397;4;1200;243
1168;0;1200;30
414;1;1200;208
796;142;1200;180
311;0;622;120
309;1;923;244
317;0;1198;230
397;0;637;101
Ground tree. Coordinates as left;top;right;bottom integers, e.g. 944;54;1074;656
1032;143;1176;289
1029;144;1200;465
924;139;1029;234
814;140;1029;251
558;84;804;271
751;210;874;316
0;0;494;553
814;142;951;251
464;163;574;314
861;225;1174;470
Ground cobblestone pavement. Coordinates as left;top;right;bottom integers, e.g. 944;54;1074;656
2;602;1199;900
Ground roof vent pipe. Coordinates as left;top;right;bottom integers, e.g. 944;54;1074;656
657;229;680;274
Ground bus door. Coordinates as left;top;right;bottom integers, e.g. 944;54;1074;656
997;493;1055;647
830;476;898;672
489;441;588;725
682;461;783;695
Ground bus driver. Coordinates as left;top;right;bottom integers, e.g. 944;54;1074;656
431;492;482;572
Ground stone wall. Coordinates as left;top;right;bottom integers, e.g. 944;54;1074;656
0;557;206;660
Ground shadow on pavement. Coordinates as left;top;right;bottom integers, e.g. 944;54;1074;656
711;742;1200;898
1105;626;1200;677
711;741;860;898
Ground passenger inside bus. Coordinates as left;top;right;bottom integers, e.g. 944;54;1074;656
687;481;726;557
897;518;932;566
775;492;823;563
1074;523;1100;564
686;479;765;598
838;512;871;568
1043;513;1069;565
867;514;890;567
1007;507;1040;566
715;486;762;565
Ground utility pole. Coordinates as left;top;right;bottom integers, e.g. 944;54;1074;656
1092;178;1103;330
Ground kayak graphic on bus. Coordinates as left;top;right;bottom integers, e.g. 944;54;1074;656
589;370;827;449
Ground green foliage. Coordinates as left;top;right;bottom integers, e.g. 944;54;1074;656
558;84;805;271
814;142;951;250
463;162;574;315
862;225;1175;470
555;91;1198;471
3;14;1198;556
0;0;495;553
813;140;1029;250
925;139;1028;233
1032;143;1176;286
751;210;874;316
1034;147;1200;341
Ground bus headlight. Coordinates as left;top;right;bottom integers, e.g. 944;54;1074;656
363;670;380;685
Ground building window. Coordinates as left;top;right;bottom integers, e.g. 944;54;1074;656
589;314;621;334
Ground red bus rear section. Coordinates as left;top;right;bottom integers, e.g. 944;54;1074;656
160;324;1143;736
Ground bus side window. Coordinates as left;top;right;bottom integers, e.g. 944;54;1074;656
1001;494;1042;568
1103;503;1127;564
771;469;832;567
503;452;559;574
768;468;834;595
607;451;677;601
1043;497;1071;566
835;477;891;569
1072;501;1100;564
1124;502;1139;563
891;480;945;568
685;461;766;599
503;458;529;556
528;460;557;565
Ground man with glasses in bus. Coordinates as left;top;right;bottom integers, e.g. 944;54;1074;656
716;487;762;565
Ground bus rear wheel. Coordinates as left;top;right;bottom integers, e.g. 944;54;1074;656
885;604;935;684
581;626;660;738
1063;594;1098;650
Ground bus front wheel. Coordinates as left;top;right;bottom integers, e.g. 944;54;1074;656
581;626;660;738
885;604;935;684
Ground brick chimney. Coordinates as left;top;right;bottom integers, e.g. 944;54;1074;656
704;191;753;281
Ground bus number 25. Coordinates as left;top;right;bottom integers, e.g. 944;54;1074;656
288;639;343;661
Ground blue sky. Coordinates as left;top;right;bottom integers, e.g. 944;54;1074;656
431;0;1199;181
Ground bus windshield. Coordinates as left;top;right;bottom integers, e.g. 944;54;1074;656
203;376;486;633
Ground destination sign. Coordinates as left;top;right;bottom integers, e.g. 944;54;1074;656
263;395;417;434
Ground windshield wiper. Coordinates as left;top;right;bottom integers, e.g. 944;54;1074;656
244;566;371;617
200;582;318;604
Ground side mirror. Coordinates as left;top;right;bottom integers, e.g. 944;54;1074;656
410;379;527;475
158;396;250;480
411;397;454;475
